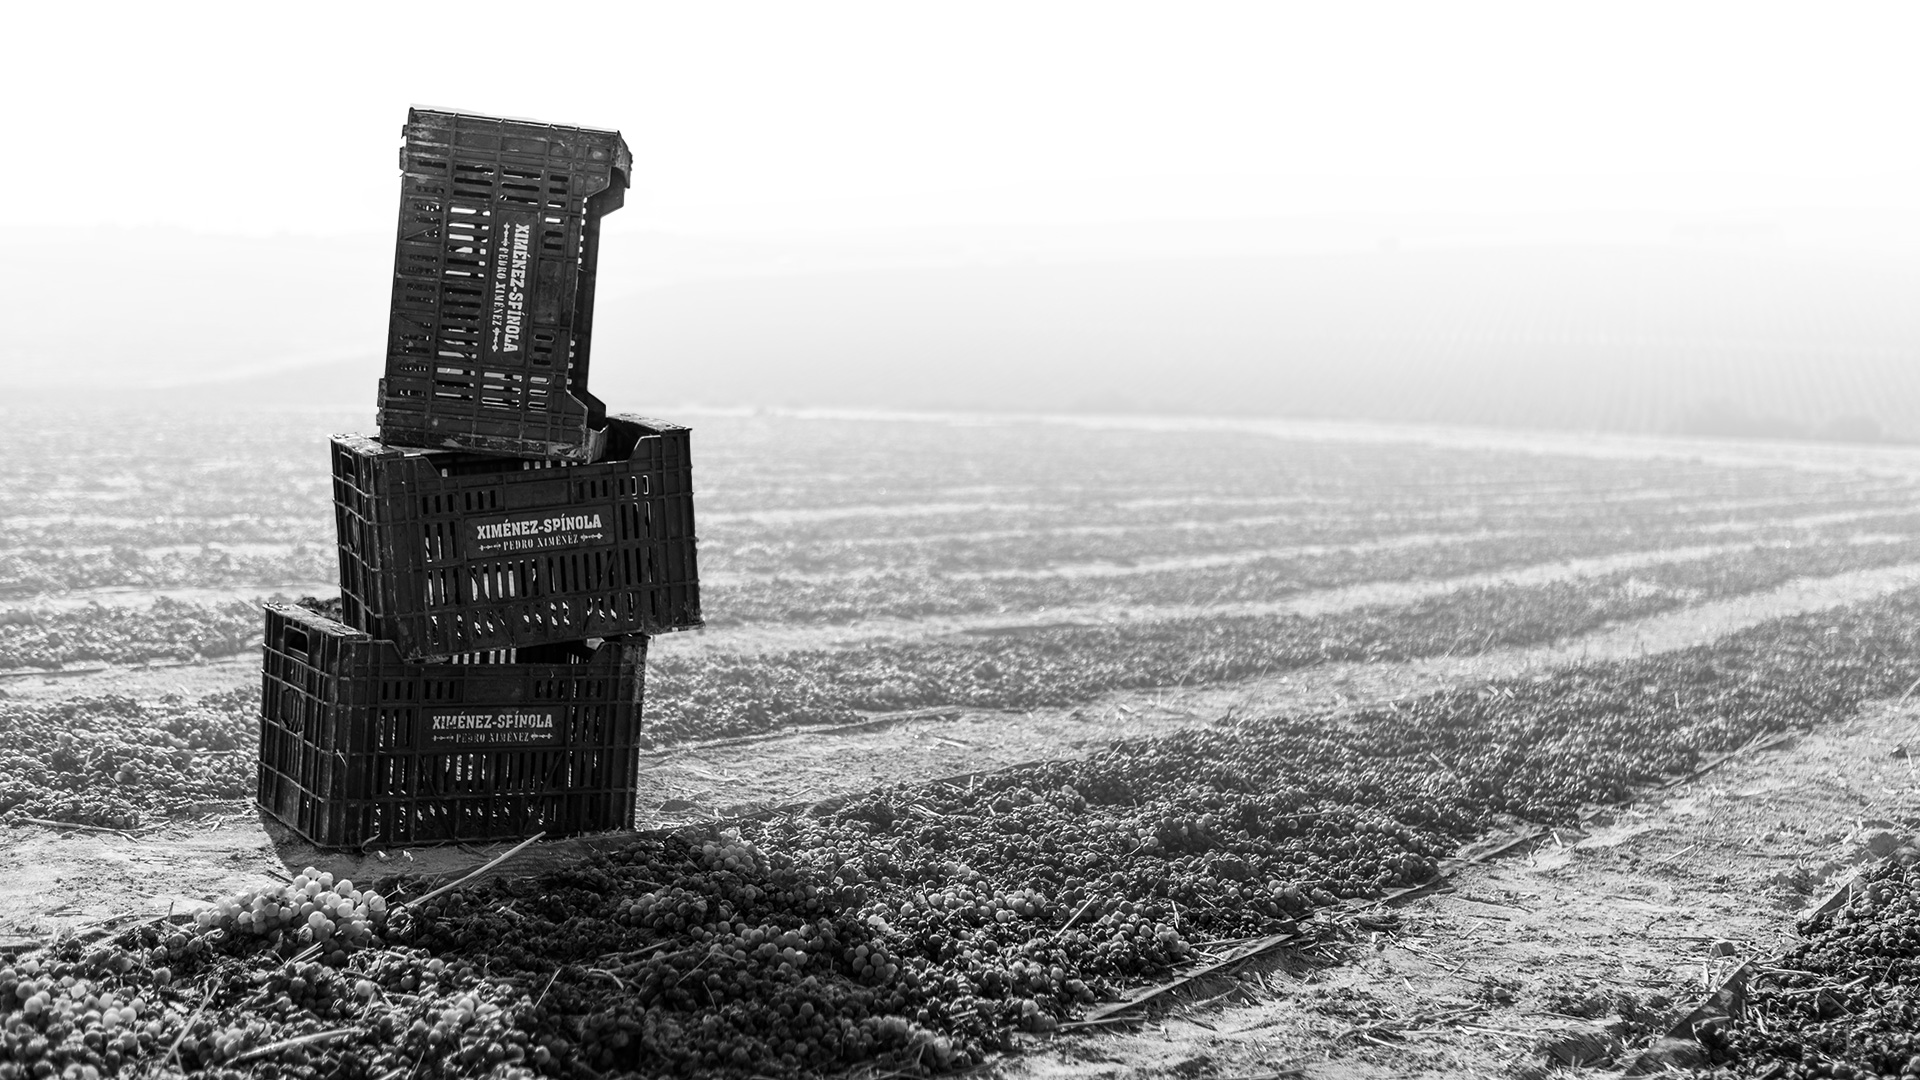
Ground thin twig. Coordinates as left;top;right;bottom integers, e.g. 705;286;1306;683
18;816;136;839
1652;843;1699;865
671;944;722;988
1898;674;1920;706
230;1027;355;1065
609;940;679;962
1054;1013;1145;1031
1334;1019;1406;1044
1181;981;1253;1013
398;832;546;911
1451;1023;1536;1038
1054;894;1101;939
1080;932;1295;1021
586;968;626;990
165;987;214;1071
1449;827;1548;868
1661;729;1797;789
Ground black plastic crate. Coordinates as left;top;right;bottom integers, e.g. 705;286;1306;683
256;602;648;849
376;107;631;462
332;415;700;658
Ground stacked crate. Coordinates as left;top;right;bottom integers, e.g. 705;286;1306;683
256;109;701;849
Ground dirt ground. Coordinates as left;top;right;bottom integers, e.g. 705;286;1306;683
990;695;1920;1080
4;560;1920;1075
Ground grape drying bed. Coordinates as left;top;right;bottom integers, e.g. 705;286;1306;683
7;407;1920;1079
6;589;1920;1078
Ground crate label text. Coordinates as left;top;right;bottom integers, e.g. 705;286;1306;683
488;212;536;358
465;504;618;558
427;707;561;747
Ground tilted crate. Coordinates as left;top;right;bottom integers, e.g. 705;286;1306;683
332;415;700;658
256;602;648;848
377;107;631;462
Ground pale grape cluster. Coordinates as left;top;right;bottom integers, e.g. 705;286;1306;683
696;830;768;875
191;868;390;964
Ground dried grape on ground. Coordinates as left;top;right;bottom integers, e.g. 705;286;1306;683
703;512;1920;625
1695;854;1920;1079
8;526;1916;675
0;690;255;829
8;589;1920;1078
5;535;1915;834
0;598;264;671
704;495;1920;583
9;406;1920;1077
642;538;1920;743
0;547;335;602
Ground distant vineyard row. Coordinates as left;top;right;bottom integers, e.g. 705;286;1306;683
12;485;1907;584
7;534;1916;675
643;538;1920;743
5;490;1914;623
705;523;1920;625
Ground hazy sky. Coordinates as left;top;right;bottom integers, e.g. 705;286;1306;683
12;1;1918;237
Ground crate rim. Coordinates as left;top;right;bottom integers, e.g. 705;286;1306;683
407;103;626;139
336;414;688;464
268;599;373;643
